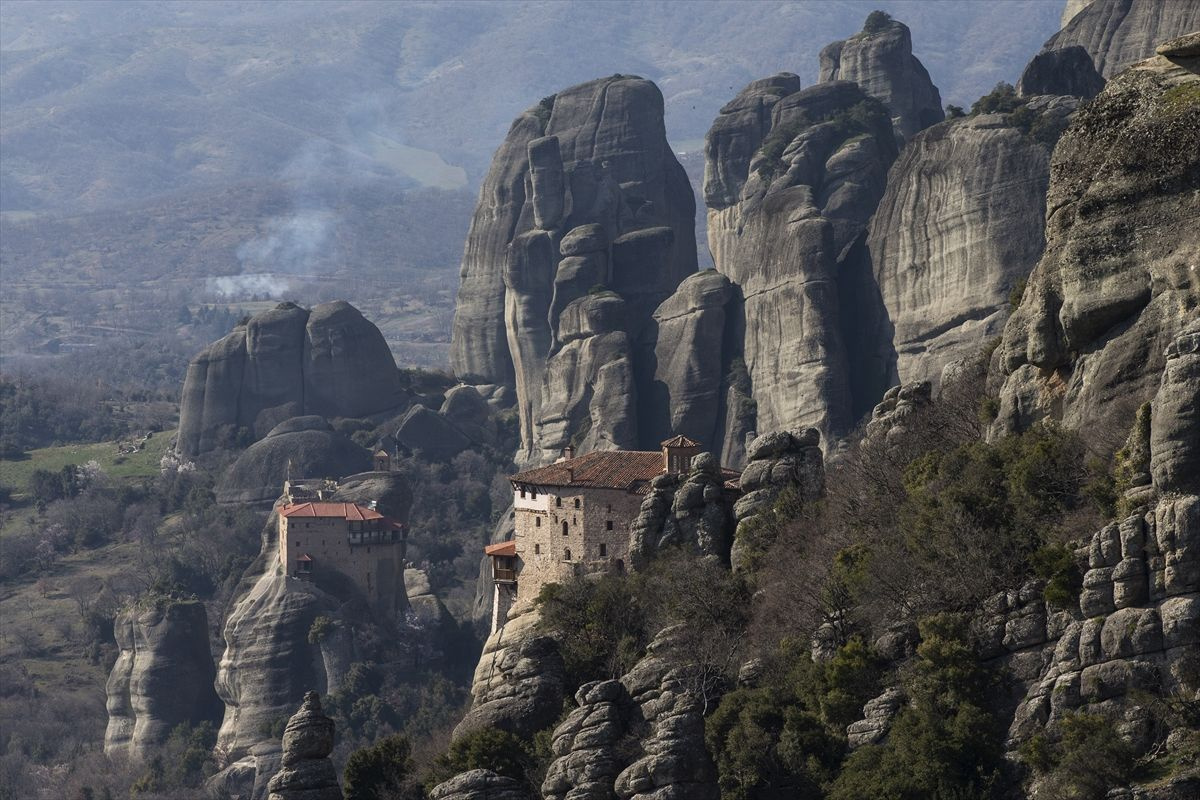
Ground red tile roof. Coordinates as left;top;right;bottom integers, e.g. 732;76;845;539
484;541;517;557
661;434;701;448
279;502;385;521
510;450;667;491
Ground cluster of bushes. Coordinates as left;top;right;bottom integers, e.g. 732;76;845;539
970;82;1070;146
0;376;129;457
754;97;890;180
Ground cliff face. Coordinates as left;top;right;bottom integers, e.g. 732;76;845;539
858;103;1069;390
994;37;1200;437
1043;0;1200;78
103;599;222;762
704;78;898;445
448;75;697;463
818;16;944;143
177;301;405;458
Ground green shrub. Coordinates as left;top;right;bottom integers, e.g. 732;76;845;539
862;10;893;34
307;615;334;644
345;734;420;800
1025;712;1136;800
425;728;534;791
828;614;1004;800
972;82;1023;115
536;574;648;692
1032;543;1082;608
945;104;966;119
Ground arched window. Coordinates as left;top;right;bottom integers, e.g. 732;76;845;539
616;559;625;573
562;521;569;536
574;498;580;509
564;548;572;561
556;496;562;508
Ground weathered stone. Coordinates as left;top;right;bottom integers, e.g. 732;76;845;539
1017;45;1106;98
1160;594;1200;649
177;301;405;458
265;692;341;800
993;44;1200;440
430;770;531;800
396;404;472;461
216;416;372;506
1042;0;1200;78
104;600;222;762
1151;324;1200;495
818;14;943;142
846;686;904;749
1100;607;1162;660
1112;557;1148;609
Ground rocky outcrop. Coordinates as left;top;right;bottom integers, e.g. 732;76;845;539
265;692;342;800
540;628;719;800
429;770;531;800
629;453;735;570
177;301;406;458
216;417;372;505
818;14;944;142
449;75;697;463
993;40;1200;439
454;602;566;740
857;100;1074;390
395;404;473;461
636;270;746;464
104;599;222;762
730;429;825;572
1017;45;1106;99
1150;322;1200;496
530;292;639;464
704;78;898;445
1043;0;1200;78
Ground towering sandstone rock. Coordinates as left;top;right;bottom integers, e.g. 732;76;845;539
104;599;222;762
177;301;405;458
993;35;1200;437
855;97;1076;390
703;76;899;444
1043;0;1200;78
448;75;697;464
818;14;944;142
265;692;343;800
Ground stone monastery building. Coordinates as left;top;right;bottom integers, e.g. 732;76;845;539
278;482;406;615
487;436;736;630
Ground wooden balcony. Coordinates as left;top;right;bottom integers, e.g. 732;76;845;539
492;567;517;583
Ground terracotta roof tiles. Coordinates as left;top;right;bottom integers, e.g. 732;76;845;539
510;450;666;491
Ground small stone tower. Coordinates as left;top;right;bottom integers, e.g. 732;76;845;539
661;435;702;474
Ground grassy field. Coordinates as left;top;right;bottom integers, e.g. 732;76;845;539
0;429;177;499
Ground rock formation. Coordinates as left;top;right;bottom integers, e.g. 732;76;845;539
177;301;406;458
1042;0;1200;78
265;691;342;800
818;14;944;142
216;416;372;505
454;603;566;740
104;599;222;762
856;97;1076;390
730;429;825;572
1017;45;1106;98
993;37;1200;438
540;628;719;800
629;452;736;569
448;75;697;463
429;770;531;800
635;269;747;465
211;471;412;791
704;78;899;444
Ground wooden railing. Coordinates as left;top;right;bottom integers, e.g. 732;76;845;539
493;568;517;583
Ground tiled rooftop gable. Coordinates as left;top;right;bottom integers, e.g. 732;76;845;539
279;502;386;521
510;450;666;491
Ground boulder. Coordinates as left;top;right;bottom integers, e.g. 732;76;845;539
1017;45;1106;98
396;405;472;461
430;770;531;800
216;417;372;506
1150;324;1200;495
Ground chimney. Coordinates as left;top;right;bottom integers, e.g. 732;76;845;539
563;445;575;460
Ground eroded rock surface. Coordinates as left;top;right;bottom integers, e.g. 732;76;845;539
818;14;943;142
454;602;566;740
858;103;1068;390
629;452;736;569
993;42;1200;438
430;770;531;800
216;417;371;506
265;691;342;800
704;78;898;445
1043;0;1200;78
449;75;697;463
104;599;222;762
1017;45;1106;98
177;301;405;458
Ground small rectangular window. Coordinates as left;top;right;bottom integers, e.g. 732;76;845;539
600;544;607;557
520;488;526;498
535;517;541;527
531;489;537;499
606;520;613;531
534;543;541;555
